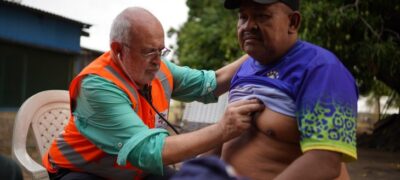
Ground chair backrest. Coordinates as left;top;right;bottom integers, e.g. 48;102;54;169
12;90;70;180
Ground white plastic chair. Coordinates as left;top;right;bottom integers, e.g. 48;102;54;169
12;90;70;180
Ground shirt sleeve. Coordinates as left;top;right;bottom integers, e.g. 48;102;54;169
296;62;358;162
74;75;169;175
163;59;218;103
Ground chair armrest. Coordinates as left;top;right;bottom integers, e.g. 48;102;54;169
12;148;49;180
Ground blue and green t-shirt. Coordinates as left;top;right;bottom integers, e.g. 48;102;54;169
231;40;358;161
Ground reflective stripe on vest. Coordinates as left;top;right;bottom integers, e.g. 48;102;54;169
105;65;140;112
156;70;172;102
50;132;140;179
43;52;174;179
105;63;173;112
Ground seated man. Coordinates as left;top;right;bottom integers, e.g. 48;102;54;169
220;0;358;179
42;7;263;180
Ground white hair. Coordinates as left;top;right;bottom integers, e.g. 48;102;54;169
109;12;131;44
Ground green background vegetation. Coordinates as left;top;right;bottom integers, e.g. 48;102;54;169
168;0;400;109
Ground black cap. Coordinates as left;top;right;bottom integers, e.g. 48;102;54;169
224;0;299;11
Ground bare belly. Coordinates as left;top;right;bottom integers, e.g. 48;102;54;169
221;107;300;180
221;108;349;180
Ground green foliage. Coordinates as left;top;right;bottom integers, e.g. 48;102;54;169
171;0;400;95
300;0;400;95
168;0;240;70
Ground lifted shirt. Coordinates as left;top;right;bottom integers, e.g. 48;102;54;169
231;40;358;162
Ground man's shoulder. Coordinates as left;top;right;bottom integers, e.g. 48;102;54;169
235;57;258;76
297;41;355;83
81;74;124;95
82;74;112;86
297;41;341;66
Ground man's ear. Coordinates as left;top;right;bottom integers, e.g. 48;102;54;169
110;41;123;60
288;11;301;34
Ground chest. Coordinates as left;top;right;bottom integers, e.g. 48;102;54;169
253;107;300;143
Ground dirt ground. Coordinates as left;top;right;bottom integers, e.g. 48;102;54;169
347;147;400;180
13;147;400;180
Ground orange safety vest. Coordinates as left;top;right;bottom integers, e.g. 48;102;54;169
42;51;173;179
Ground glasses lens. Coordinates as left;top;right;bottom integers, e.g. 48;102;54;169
160;48;171;57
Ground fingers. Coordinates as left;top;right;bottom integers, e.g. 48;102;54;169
231;99;264;115
228;98;260;107
223;99;264;123
239;115;253;123
218;99;264;141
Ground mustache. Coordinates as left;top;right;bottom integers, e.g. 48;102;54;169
242;31;261;39
147;66;160;72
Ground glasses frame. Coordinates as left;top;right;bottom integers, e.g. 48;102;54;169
122;43;171;60
142;47;171;59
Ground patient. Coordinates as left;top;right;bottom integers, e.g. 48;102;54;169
218;0;357;179
222;74;350;180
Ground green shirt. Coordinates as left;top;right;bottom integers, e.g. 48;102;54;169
74;59;218;175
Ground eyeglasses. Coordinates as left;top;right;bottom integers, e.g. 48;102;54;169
122;43;171;60
142;47;171;59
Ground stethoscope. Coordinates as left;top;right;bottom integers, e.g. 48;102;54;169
117;53;180;134
138;85;180;134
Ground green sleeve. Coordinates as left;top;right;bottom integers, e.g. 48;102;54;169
163;59;218;103
74;75;169;175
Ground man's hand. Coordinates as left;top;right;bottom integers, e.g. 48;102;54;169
162;99;263;165
217;99;264;141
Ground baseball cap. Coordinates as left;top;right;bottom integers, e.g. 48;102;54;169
224;0;299;11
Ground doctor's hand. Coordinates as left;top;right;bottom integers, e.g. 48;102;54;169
217;99;264;142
